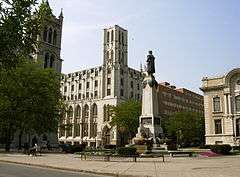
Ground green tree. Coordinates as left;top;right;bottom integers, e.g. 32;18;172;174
110;100;141;146
0;0;65;151
0;62;65;151
165;111;205;147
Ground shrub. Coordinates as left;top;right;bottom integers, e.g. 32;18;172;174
104;144;116;149
117;147;137;156
210;144;232;155
167;143;177;150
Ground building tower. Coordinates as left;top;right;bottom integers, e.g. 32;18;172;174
35;1;63;73
102;25;128;98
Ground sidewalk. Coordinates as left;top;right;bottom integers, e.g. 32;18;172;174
0;153;240;177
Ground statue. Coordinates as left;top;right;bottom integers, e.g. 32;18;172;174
146;51;155;74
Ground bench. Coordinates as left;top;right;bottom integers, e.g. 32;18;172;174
168;150;193;157
79;153;139;162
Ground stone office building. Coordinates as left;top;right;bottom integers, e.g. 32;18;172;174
201;68;240;146
59;25;142;147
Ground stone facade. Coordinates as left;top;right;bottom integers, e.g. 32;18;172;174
200;68;240;146
34;5;63;73
59;25;142;147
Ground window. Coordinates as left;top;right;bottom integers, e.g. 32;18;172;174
236;119;240;137
107;78;111;85
107;31;110;42
53;30;57;45
48;28;52;43
44;53;49;68
120;89;124;96
235;96;240;112
111;30;114;41
130;81;133;88
86;82;90;89
95;71;98;77
71;85;74;92
94;91;98;97
120;78;124;86
95;80;98;87
214;119;222;134
64;86;67;92
50;55;54;68
79;83;82;90
107;89;111;96
213;97;221;112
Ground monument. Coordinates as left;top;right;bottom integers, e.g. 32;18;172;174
135;51;163;145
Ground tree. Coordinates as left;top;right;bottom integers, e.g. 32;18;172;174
0;61;65;151
0;0;50;69
0;0;65;151
165;111;205;147
110;100;141;146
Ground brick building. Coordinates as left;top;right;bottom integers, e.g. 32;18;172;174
158;82;204;117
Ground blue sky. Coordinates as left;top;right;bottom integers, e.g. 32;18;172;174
48;0;239;94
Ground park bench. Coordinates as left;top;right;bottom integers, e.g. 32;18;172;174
168;150;193;157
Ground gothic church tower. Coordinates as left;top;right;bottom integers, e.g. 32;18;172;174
35;0;63;73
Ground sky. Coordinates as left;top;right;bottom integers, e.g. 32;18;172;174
48;0;239;94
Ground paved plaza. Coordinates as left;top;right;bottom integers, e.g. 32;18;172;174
0;153;240;177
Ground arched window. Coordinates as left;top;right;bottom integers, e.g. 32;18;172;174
50;54;54;68
43;27;48;42
92;104;97;122
53;30;57;45
75;105;81;137
111;30;114;42
75;105;81;118
48;28;53;43
68;106;73;118
44;53;49;68
236;96;240;112
213;96;221;112
83;105;89;137
90;104;98;138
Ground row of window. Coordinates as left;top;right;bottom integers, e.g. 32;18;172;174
213;96;240;112
63;80;140;93
43;27;57;45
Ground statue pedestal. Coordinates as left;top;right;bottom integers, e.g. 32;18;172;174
138;73;163;144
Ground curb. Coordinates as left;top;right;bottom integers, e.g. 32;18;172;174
0;160;147;177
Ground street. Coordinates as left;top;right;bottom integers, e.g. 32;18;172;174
0;162;108;177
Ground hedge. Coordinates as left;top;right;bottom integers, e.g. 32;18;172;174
210;144;232;155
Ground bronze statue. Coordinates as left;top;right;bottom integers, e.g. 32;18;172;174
146;51;155;74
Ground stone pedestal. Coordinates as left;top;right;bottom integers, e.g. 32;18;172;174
138;73;163;144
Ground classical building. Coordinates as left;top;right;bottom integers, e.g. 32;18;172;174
158;82;204;117
59;25;142;147
200;68;240;146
